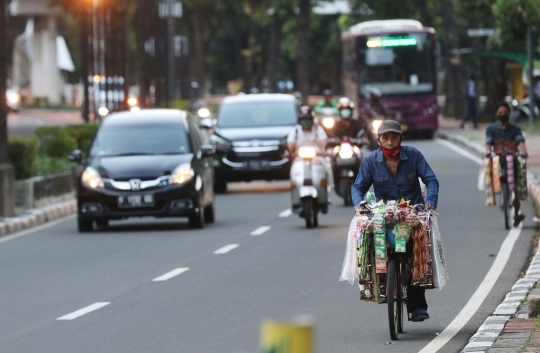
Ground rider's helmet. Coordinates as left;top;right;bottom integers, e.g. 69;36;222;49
368;87;382;101
293;91;303;106
338;97;355;119
298;105;315;130
323;89;332;102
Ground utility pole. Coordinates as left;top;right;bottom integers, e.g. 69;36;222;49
80;2;90;123
0;0;15;218
159;0;182;108
527;27;535;122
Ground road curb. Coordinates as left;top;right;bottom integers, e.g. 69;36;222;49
0;199;76;238
437;129;540;352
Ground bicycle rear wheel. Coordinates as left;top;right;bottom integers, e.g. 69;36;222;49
387;258;401;340
502;182;511;230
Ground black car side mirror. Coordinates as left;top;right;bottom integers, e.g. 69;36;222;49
200;145;216;157
68;150;83;164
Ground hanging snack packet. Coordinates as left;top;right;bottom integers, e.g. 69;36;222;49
373;213;386;273
484;158;496;207
517;156;528;201
506;155;515;191
492;155;501;194
395;223;408;253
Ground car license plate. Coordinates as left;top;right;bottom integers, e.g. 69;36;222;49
118;194;154;208
246;160;268;170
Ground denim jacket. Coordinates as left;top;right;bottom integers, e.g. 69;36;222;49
351;146;439;208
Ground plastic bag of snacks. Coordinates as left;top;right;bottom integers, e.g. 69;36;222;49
430;213;448;289
516;156;528;201
340;215;364;285
492;155;501;194
484;158;496;207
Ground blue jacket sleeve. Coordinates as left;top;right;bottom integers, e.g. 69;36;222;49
416;151;439;209
351;158;373;207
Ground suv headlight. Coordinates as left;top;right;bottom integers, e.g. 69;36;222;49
170;164;195;185
81;167;104;188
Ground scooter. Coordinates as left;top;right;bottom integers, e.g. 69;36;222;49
327;130;365;206
512;97;539;122
290;143;330;229
317;107;339;134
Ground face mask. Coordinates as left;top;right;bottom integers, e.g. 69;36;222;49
341;109;352;119
300;120;313;130
381;146;401;157
497;114;509;123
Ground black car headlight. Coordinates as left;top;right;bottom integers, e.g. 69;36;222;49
81;167;104;189
169;164;195;185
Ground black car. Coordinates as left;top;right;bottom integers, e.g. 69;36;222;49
210;94;297;192
69;109;216;232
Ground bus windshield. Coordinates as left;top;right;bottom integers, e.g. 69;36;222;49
358;33;434;96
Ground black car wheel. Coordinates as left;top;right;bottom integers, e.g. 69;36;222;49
189;195;205;229
78;218;93;232
214;179;227;194
96;219;109;228
204;201;215;223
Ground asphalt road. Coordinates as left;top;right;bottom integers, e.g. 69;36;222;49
8;110;82;137
0;139;535;353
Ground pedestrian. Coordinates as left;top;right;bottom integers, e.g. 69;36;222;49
461;74;478;129
533;75;540;113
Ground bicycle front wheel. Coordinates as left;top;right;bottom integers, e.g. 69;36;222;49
387;258;402;340
502;182;511;230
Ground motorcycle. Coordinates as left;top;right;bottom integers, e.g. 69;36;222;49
512;97;539;122
317;107;339;134
290;143;330;228
326;130;365;206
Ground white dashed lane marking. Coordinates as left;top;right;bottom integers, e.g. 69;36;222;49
57;302;110;321
152;268;190;282
250;226;271;236
213;244;239;254
278;209;292;218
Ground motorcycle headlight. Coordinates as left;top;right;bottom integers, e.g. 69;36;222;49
127;97;138;107
198;108;211;118
81;167;104;189
372;119;383;133
338;144;354;159
322;117;335;129
298;146;317;159
7;93;20;104
169;164;195;185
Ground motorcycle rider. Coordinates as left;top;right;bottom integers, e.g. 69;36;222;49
333;97;363;139
351;120;439;322
314;89;339;113
485;101;529;227
363;88;392;120
287;106;328;154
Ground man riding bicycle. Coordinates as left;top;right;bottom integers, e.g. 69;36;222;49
485;101;529;227
351;120;439;322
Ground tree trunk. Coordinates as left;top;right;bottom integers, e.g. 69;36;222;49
267;17;280;93
192;8;206;97
0;0;8;163
418;0;432;27
296;0;310;101
440;0;464;120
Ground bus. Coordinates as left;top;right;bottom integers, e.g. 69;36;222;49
342;19;439;138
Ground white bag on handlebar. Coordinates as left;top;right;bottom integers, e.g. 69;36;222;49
339;215;364;285
430;213;449;289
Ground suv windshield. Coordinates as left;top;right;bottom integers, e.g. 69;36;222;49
90;125;191;157
217;101;297;128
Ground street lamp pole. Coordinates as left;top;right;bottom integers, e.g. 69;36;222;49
0;0;9;161
80;1;90;123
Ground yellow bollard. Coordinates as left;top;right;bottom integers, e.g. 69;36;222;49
260;316;315;353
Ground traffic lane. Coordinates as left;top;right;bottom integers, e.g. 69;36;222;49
0;187;290;347
8;110;82;137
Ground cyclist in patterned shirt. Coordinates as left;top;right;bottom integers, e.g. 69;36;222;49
485;101;529;227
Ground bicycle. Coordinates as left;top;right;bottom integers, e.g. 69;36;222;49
489;152;518;230
357;202;432;340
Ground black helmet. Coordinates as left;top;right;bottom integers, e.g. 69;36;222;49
323;89;332;97
298;105;314;120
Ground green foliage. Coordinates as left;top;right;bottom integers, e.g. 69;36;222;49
492;0;540;50
64;124;99;155
34;157;74;177
34;126;78;159
8;137;38;180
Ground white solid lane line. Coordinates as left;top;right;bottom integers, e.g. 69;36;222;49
57;302;110;321
0;215;75;245
152;268;190;282
213;244;239;255
279;209;292;218
435;138;484;166
250;226;271;236
421;138;522;352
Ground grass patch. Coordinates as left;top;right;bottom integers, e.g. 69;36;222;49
517;120;540;134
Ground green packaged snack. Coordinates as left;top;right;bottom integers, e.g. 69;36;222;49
395;223;408;253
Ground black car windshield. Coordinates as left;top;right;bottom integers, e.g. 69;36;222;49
217;101;297;128
90;125;191;157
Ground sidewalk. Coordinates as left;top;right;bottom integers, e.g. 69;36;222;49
437;117;540;353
